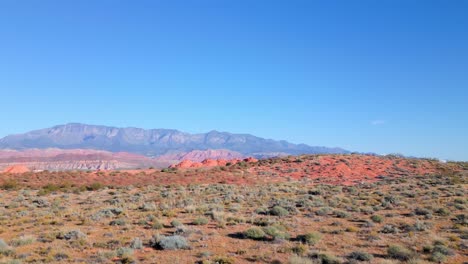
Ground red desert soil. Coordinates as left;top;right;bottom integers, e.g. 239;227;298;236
0;154;463;188
2;165;30;174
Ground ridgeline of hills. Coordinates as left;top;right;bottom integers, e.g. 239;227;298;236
0;123;348;170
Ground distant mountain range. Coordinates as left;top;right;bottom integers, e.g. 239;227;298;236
0;123;349;170
0;123;348;157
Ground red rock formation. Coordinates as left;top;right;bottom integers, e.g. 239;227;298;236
3;165;30;174
169;157;259;169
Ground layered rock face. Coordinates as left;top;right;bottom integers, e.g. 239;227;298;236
0;149;158;171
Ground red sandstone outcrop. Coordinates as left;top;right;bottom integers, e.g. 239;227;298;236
3;165;30;174
169;157;259;169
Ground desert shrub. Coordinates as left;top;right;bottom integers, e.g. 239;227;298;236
387;245;413;261
9;235;35;247
381;224;399;234
309;251;342;264
211;256;235;264
430;251;446;263
435;207;450;216
412;220;430;232
383;195;399;205
348;251;373;261
116;247;134;257
91;208;123;221
297;232;321;245
109;218;126;226
150;235;190;250
243;227;266;240
333;210;349;218
414;207;431;216
452;214;467;225
0;239;14;257
291;244;307;256
270;206;289;216
32;198;50;208
432;244;454;256
139;202;157;211
316;207;331;216
193;217;209;225
57;230;87;240
371;215;383;223
288;255;314;264
262;226;289;240
129;237;143;249
152;220;164;230
54;252;70;261
171;219;183;227
1;180;20;190
86;182;104;191
253;217;273;226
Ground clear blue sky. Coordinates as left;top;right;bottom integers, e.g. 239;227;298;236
0;0;467;160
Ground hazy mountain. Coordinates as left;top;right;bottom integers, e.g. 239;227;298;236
0;123;349;157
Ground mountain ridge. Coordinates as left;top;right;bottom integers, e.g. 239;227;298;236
0;123;349;157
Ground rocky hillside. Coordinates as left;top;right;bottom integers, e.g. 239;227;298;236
0;149;251;171
0;149;159;171
0;123;348;157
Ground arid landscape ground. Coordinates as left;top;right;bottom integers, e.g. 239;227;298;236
0;154;467;263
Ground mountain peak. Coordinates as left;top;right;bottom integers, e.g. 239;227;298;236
0;124;349;157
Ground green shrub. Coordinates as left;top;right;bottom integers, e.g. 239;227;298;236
193;217;209;225
297;232;321;245
371;215;383;223
129;238;143;249
270;206;289;216
152;220;164;230
348;251;373;261
387;245;413;261
0;239;14;257
86;182;104;191
150;235;190;250
171;220;183;227
211;256;235;264
243;227;266;240
0;180;19;190
262;226;289;240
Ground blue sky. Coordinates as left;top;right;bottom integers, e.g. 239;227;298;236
0;0;467;160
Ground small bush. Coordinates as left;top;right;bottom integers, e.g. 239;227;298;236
9;235;35;247
0;180;19;190
387;245;413;261
152;220;164;230
243;227;266;240
270;206;289;216
129;237;143;249
109;218;126;226
86;182;104;191
291;244;307;256
262;226;289;240
193;217;209;225
348;251;373;261
211;256;235;264
170;220;183;227
0;239;14;257
309;251;341;264
333;210;349;218
57;230;87;241
297;232;321;245
371;215;383;223
150;235;190;250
